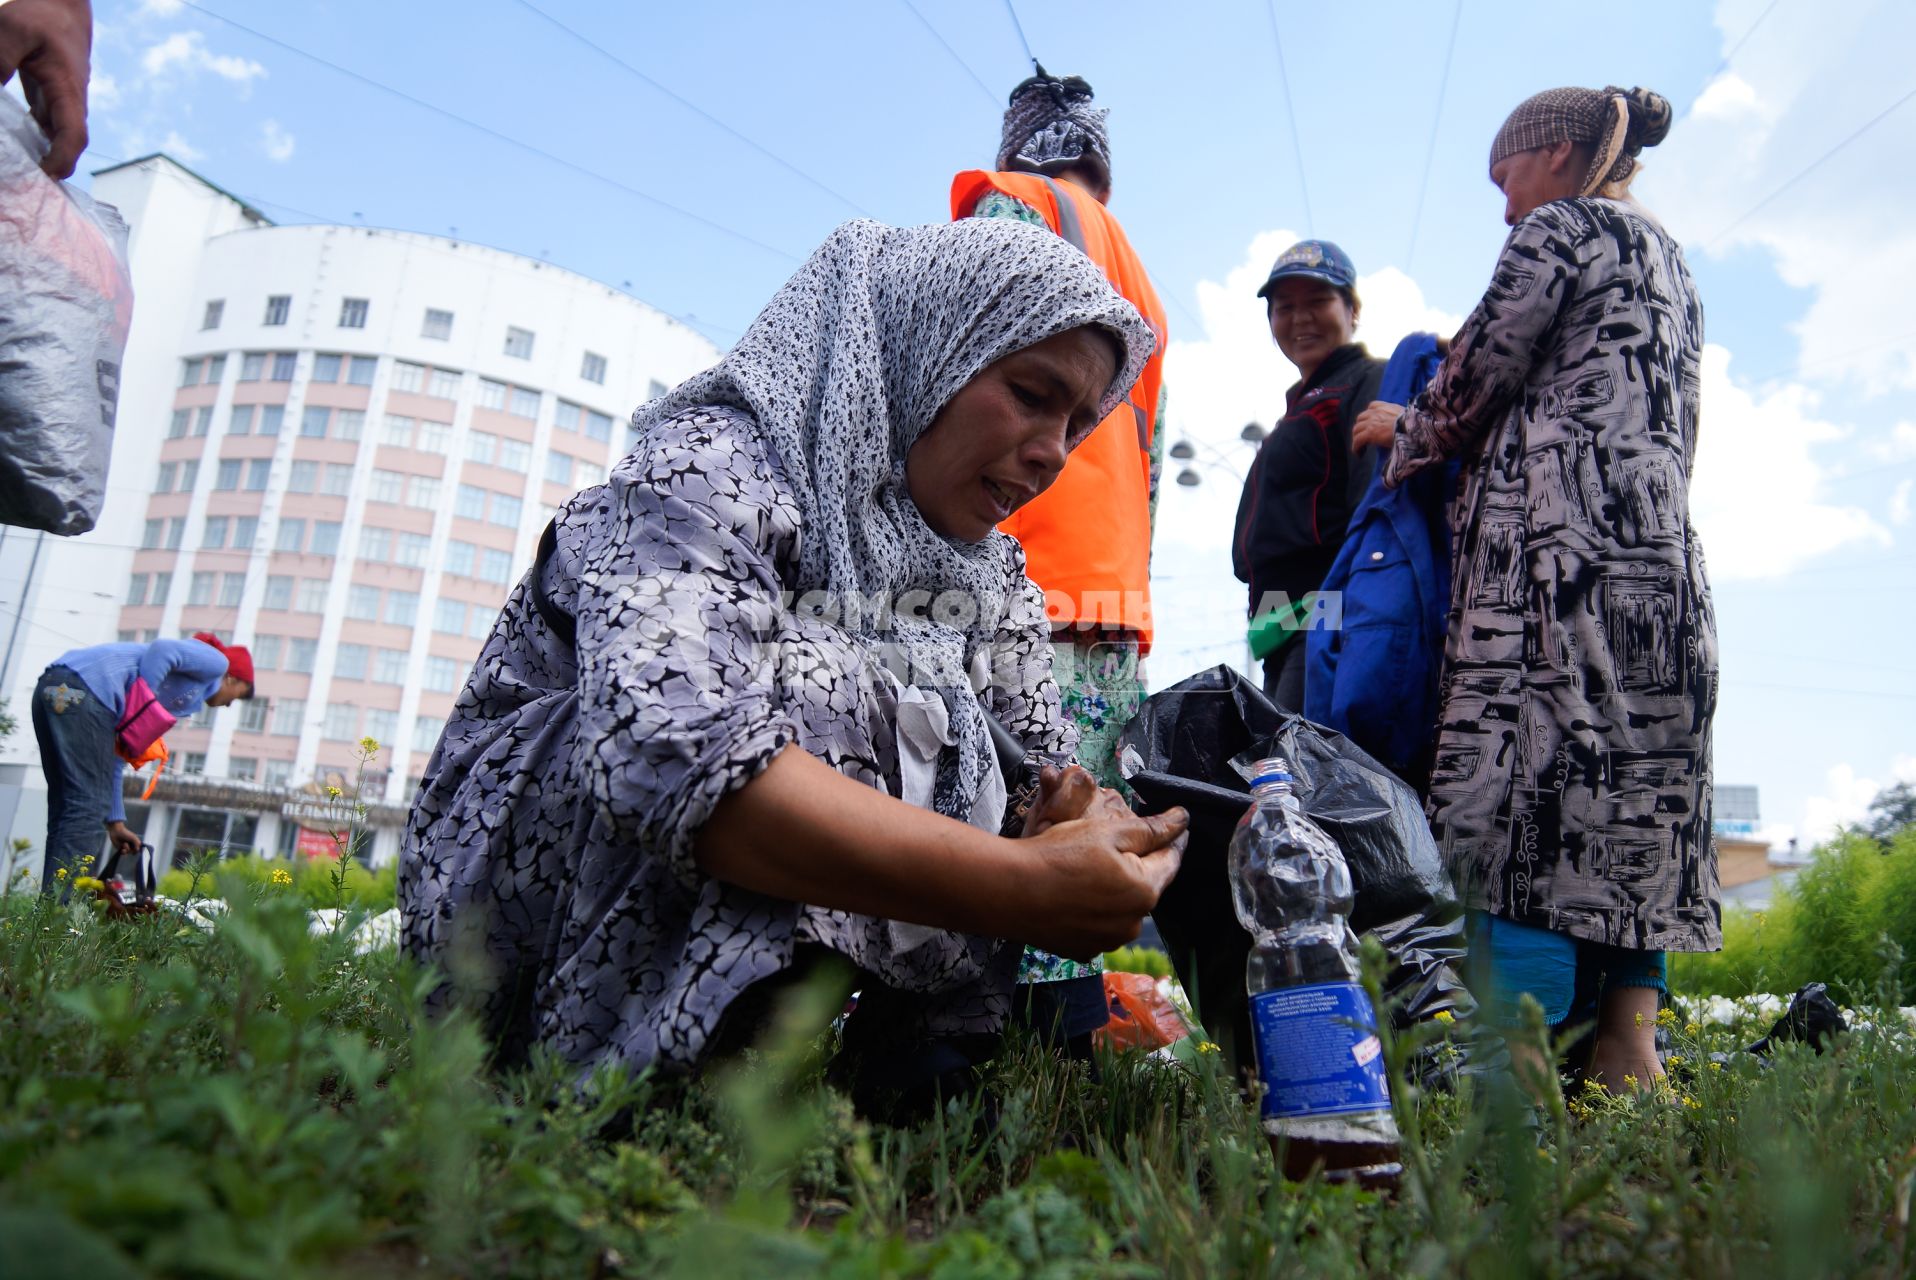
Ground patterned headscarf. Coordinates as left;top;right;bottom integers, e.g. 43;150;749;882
629;218;1153;822
1488;85;1674;193
996;66;1112;191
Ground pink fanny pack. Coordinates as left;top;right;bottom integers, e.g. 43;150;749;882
115;676;178;758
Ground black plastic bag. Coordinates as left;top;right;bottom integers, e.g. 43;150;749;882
1118;664;1472;1079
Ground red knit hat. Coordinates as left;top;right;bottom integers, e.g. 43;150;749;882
192;631;256;693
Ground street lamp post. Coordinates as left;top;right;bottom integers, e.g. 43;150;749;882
1166;424;1269;674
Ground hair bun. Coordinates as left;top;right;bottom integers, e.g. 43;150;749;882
1609;85;1673;149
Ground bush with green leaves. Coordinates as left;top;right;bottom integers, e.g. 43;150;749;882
156;852;396;913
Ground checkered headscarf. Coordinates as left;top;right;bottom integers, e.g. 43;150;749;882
996;66;1111;191
1489;85;1673;193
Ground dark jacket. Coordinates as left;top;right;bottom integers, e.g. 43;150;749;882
1304;334;1452;788
1231;343;1387;615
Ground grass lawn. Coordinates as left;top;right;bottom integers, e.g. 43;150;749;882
2;853;1914;1278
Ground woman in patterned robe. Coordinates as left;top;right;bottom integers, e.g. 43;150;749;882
1354;87;1718;1089
398;218;1188;1109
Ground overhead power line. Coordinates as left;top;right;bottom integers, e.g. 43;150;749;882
896;0;1001;109
1718;0;1786;71
508;0;873;218
1709;79;1916;245
1405;0;1463;271
176;2;803;265
1262;0;1314;236
1003;0;1036;71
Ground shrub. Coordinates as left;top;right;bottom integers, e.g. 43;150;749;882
157;852;396;912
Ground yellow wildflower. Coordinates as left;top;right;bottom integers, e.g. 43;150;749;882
326;785;342;799
77;854;95;869
1656;1008;1678;1028
1433;1010;1455;1024
1682;1096;1702;1111
1709;1061;1723;1073
359;736;381;754
55;867;68;881
1634;1012;1644;1027
271;868;293;886
1195;1041;1221;1055
1685;1022;1701;1036
1668;1054;1683;1067
72;875;104;894
1622;1073;1639;1089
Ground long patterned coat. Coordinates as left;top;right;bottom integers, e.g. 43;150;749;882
1383;197;1720;952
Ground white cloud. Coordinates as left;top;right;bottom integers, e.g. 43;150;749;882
139;30;266;87
1892;479;1913;526
1644;2;1916;394
1869;422;1916;462
1689;346;1892;579
159;129;203;164
138;0;186;15
90;72;122;112
1784;754;1916;849
261;119;295;163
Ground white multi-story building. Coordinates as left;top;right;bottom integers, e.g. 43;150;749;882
0;154;717;873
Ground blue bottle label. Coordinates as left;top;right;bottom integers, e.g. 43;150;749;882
1249;982;1392;1120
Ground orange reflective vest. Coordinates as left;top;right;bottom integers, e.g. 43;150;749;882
950;170;1168;649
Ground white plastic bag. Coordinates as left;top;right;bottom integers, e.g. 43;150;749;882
0;93;134;535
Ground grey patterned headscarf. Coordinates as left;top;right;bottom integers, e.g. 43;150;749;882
997;66;1111;191
630;218;1153;823
1489;85;1674;193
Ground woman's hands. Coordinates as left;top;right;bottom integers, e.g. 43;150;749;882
1351;401;1404;453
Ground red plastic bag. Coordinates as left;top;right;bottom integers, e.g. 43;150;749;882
1094;971;1192;1053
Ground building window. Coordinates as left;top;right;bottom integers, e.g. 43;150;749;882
272;352;297;381
490;494;522;528
286;462;318;495
127;574;149;606
334;409;365;442
312;354;342;384
348;356;377;386
139;520;160;554
264;295;291;326
364;708;398;744
347;585;380;621
215;460;241;491
467;607;492;640
396;531;432;568
165;518;185;550
477;379;507;411
580;351;606;384
262;575;293;611
393;361;425;394
254;638;283;672
258;405;285;437
433;598;465;634
179;751;207;775
240;352;265;381
322;703;358;739
384;591;419;627
168;409;190;439
262;758;292;786
339;297;369;329
187;572;215;606
228;755;258;781
192;406;214;437
369;469;404;504
150;572;172;604
156;462;177;493
271;698;305;736
275;518;306;553
373;648;408;684
428;368;461;400
417;421;450;453
510;387;540;419
219;573;245;607
287;637;318;673
202;516;228;550
421;308;454;340
444;540;475;577
180;358;201;388
245;459;272;490
412;715;446;754
480;548;513;584
206;354;227;384
179;460;200;492
238;699;269;733
423;656;461;692
295;579;328;613
503;326;534;359
585;409;612;442
382;414;413;447
334;644;369;681
465;430;496;466
497;438;531;472
455;484;486;521
358;527;392;563
544;452;571;486
202;300;225;330
554;400;581;433
233;516;258;548
300;406;329;438
407;476;440;509
310;521;342;557
227;405;253;435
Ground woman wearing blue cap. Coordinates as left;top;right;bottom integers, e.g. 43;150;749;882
1230;240;1386;710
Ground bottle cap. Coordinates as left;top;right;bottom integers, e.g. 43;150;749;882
1251;756;1292;788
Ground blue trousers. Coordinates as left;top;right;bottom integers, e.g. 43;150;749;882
31;664;118;895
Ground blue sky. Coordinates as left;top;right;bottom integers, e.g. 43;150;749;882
69;0;1916;848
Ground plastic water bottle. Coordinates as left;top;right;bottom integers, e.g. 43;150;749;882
1230;757;1402;1187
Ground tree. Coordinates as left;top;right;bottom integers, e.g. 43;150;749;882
1864;781;1916;844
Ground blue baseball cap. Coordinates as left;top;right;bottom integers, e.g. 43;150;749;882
1256;239;1358;298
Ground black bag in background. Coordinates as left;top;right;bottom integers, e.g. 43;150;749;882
1119;665;1472;1080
